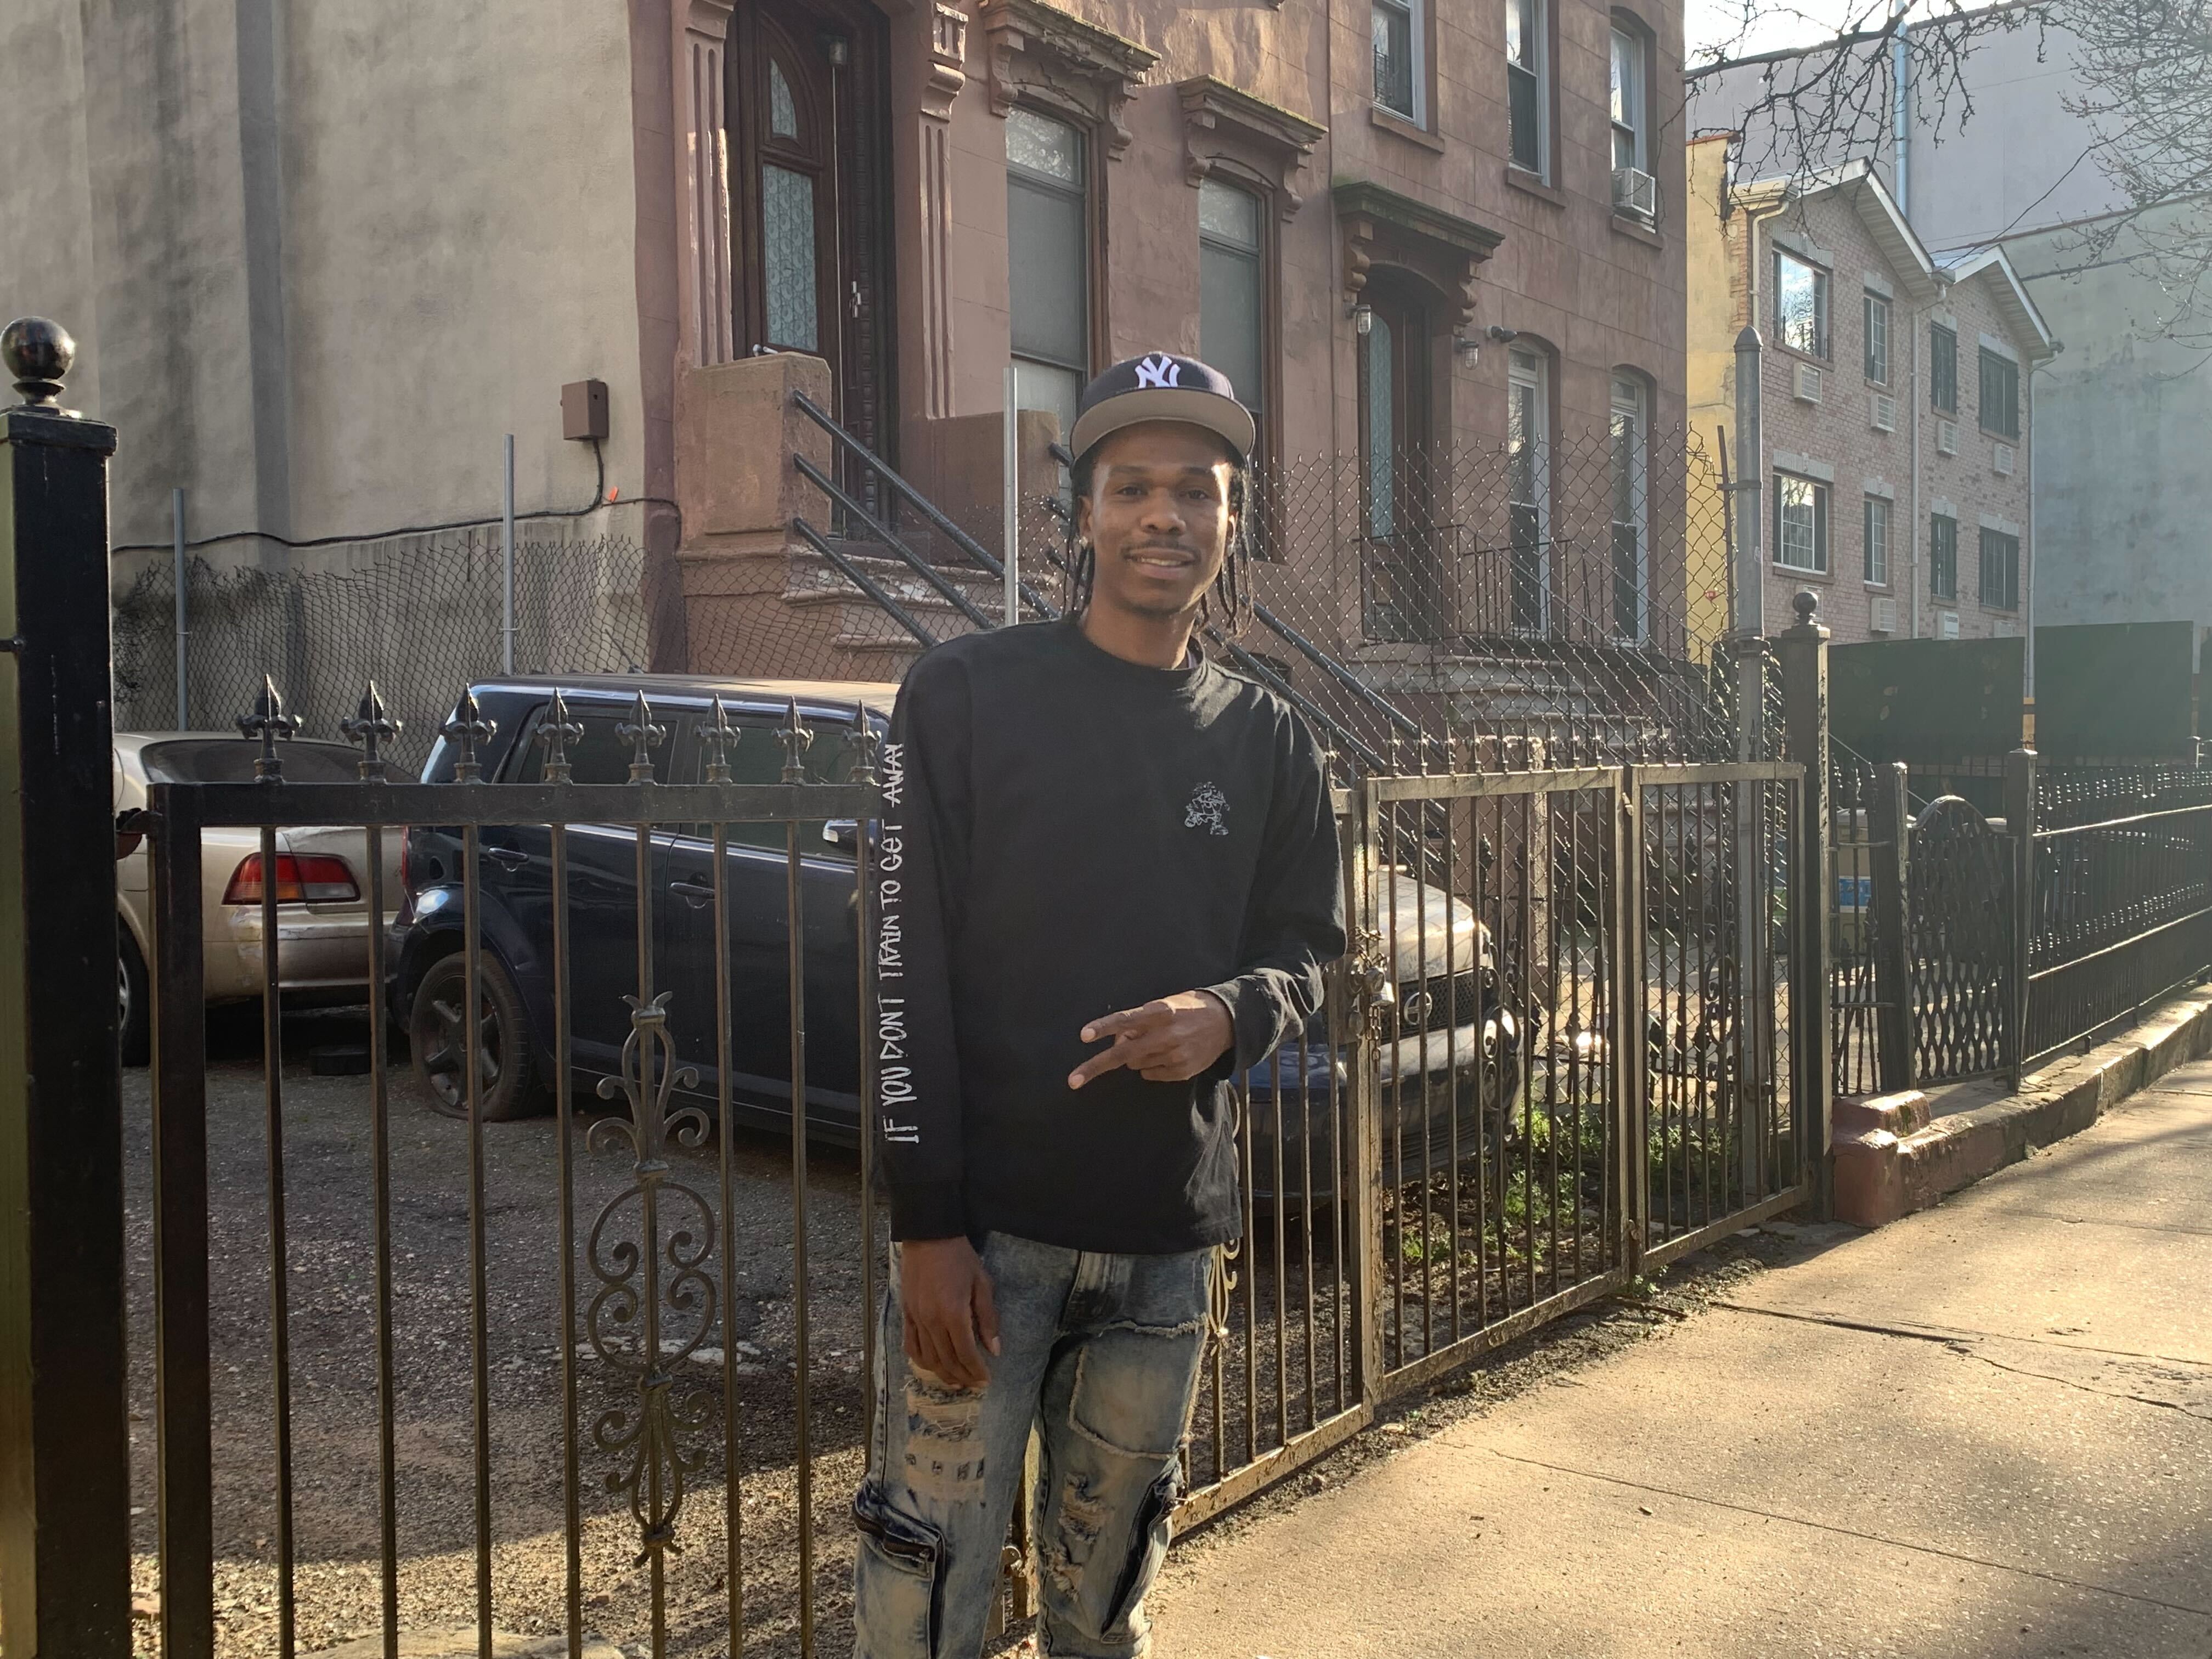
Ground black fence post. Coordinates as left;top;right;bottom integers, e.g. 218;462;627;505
1873;761;1915;1092
0;319;131;1655
2005;747;2039;1083
1777;590;1833;1217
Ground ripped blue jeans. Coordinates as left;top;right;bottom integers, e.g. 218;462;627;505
851;1232;1215;1659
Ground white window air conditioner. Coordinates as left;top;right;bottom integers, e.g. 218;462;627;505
1870;391;1896;432
1994;442;2016;476
1936;417;1959;455
1793;363;1823;404
1870;596;1898;634
1611;167;1657;221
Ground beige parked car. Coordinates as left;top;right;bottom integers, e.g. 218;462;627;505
114;733;404;1064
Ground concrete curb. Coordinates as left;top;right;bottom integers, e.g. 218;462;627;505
1830;991;2212;1227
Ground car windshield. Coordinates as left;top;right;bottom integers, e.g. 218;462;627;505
139;738;365;785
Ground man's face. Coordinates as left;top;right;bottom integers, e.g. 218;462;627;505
1075;422;1239;623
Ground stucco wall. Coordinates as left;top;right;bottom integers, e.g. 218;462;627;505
2012;204;2212;644
4;0;646;557
0;3;105;415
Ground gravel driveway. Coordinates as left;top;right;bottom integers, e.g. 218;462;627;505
123;1006;878;1658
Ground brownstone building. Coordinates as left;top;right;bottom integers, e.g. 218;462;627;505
19;0;1689;727
661;0;1692;704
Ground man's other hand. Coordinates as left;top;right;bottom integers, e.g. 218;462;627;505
1069;990;1234;1088
901;1236;999;1389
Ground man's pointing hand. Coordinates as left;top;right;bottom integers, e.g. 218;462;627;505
1069;990;1234;1087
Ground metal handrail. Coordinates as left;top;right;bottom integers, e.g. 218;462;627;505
791;392;1059;620
789;517;937;649
792;455;997;633
1251;601;1423;741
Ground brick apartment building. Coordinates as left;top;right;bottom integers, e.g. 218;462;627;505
13;0;1691;722
1688;148;2056;647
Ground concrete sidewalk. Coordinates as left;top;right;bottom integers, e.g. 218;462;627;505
1149;1063;2212;1658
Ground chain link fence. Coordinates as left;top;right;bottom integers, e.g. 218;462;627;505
111;423;1757;772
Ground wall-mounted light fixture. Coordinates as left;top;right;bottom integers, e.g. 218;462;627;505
1348;302;1374;337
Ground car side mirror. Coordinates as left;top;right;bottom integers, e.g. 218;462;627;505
822;818;860;851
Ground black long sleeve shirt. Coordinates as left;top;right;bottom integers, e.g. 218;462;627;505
872;618;1346;1254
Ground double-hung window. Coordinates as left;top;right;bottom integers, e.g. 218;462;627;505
1978;527;2019;610
1774;473;1830;574
1978;347;2020;438
1006;106;1091;441
1198;177;1267;469
1508;0;1547;177
1929;513;1959;601
1609;26;1645;174
1864;293;1891;385
1373;0;1422;122
1930;324;1958;413
1864;496;1891;585
1774;250;1829;358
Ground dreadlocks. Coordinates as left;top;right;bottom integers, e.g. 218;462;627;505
1064;443;1254;639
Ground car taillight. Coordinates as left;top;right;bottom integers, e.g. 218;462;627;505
222;853;361;905
399;833;413;897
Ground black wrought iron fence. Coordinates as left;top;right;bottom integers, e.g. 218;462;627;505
2025;761;2212;1065
1824;748;2212;1096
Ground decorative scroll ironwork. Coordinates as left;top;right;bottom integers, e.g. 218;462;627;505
1908;797;2014;1082
587;993;717;1566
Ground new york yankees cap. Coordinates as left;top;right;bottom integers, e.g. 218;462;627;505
1067;352;1256;467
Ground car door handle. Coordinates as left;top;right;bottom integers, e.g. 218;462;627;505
669;879;715;910
484;846;528;870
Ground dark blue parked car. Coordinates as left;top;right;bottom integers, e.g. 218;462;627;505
393;675;894;1136
392;674;1523;1183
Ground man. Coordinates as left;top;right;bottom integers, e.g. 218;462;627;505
852;354;1346;1658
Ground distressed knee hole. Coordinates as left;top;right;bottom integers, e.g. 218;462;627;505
902;1372;986;1500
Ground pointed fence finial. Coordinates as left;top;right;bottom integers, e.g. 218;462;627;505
617;690;665;783
441;689;497;783
779;698;813;785
700;696;741;785
340;681;402;780
849;708;882;786
535;689;584;783
238;674;299;781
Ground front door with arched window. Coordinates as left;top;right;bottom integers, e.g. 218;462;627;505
729;0;893;457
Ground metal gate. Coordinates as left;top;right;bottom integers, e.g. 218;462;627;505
1364;762;1809;1376
139;689;888;1659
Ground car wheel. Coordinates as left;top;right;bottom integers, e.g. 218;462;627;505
119;927;151;1068
408;952;546;1121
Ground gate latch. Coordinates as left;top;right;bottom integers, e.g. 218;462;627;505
1354;927;1396;1039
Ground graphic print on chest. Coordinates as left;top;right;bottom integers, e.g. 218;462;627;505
1184;781;1229;836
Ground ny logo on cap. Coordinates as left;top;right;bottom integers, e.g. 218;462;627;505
1134;353;1182;389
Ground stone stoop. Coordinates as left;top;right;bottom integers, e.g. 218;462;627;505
781;541;1005;671
1832;991;2212;1227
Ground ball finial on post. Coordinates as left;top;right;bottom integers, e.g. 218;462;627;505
1793;589;1820;625
1;318;77;410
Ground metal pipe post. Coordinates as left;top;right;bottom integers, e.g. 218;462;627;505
1002;365;1019;626
2005;747;2039;1082
1731;325;1765;643
1778;591;1834;1214
0;316;132;1656
173;486;189;727
501;434;516;674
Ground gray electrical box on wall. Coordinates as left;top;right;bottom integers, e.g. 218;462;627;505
561;379;609;441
